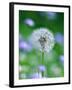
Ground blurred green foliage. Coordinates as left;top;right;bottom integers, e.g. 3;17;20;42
19;10;64;79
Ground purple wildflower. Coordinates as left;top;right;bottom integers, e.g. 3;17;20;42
24;18;35;26
55;33;64;45
59;55;64;63
47;12;57;20
38;65;46;72
19;40;32;52
31;72;42;79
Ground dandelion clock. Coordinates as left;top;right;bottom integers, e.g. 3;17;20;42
30;28;55;77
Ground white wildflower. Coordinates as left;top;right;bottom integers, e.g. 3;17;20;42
30;28;55;53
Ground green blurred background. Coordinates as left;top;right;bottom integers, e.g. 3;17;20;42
19;10;64;79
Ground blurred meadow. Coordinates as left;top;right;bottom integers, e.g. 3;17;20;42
19;10;64;79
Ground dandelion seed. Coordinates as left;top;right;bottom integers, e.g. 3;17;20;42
30;28;55;53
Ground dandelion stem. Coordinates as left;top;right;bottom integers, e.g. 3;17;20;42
42;51;44;77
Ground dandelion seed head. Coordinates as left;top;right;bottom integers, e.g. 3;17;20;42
30;28;55;53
